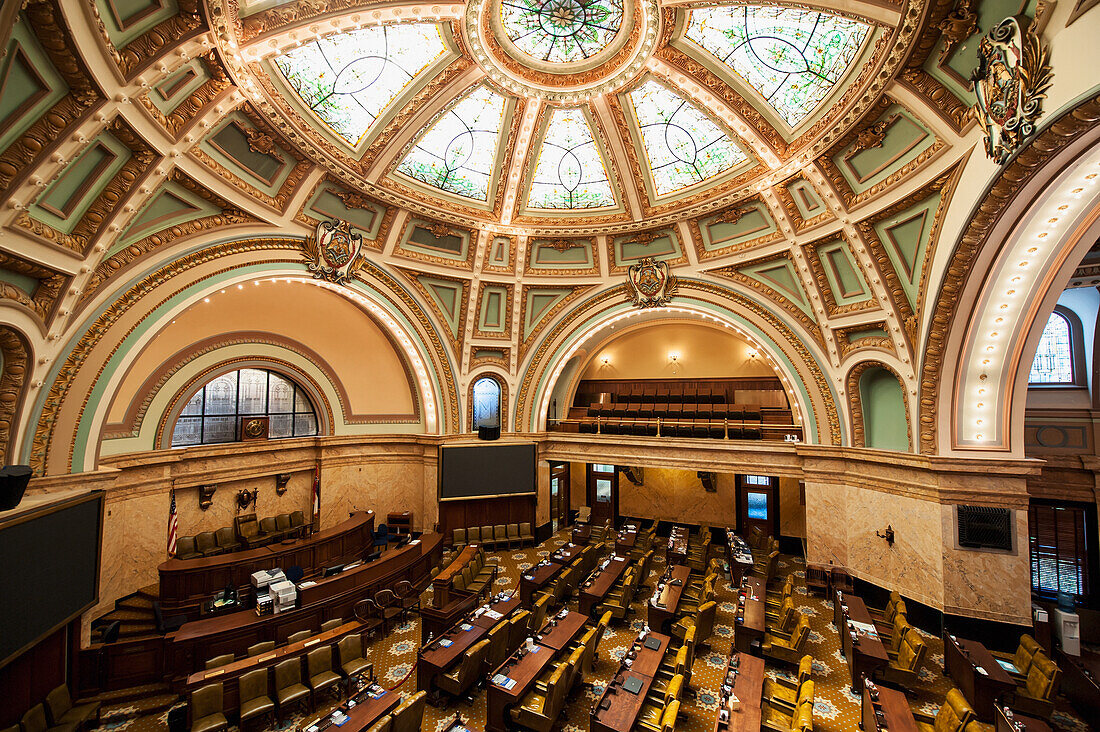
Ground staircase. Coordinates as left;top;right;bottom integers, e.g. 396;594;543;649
91;584;160;642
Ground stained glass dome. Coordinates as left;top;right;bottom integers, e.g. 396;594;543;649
500;0;624;63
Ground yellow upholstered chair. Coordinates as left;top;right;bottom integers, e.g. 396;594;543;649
286;630;312;645
188;684;228;732
886;616;913;659
247;641;275;657
204;654;235;670
791;702;814;732
509;663;568;732
509;610;531;651
1008;653;1061;720
437;639;489;702
570;627;598;677
596;568;637;621
529;594;551;633
763;655;813;712
671;599;716;646
992;634;1042;679
767;598;797;637
44;684;100;730
390;690;426;732
762;680;813;732
637;699;680;732
593;610;612;661
763;615;810;666
365;716;392;732
20;705;76;732
878;628;928;688
484;622;510;675
914;688;976;732
767;576;795;611
637;677;682;731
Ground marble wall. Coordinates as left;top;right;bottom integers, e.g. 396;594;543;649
618;467;737;526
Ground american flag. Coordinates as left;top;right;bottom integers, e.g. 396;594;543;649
167;490;179;556
312;465;321;523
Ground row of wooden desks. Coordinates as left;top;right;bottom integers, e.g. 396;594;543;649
943;632;1015;721
417;594;520;693
549;542;584;566
834;590;889;692
648;564;691;633
733;575;766;654
862;684;919;732
302;681;399;732
724;529;755;585
615;525;640;554
579;555;630;615
713;651;765;732
590;631;671;732
667;526;689;566
486;610;589;732
572;523;592;545
520;560;563;606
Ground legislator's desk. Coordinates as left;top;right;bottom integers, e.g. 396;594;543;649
302;684;399;732
486;642;558;732
648;564;692;633
534;610;588;651
733;575;766;654
615;526;639;554
167;532;441;676
834;591;889;692
158;512;375;614
417;618;490;693
549;542;584;566
591;669;655;732
572;523;592;545
862;685;919;732
724;530;755;585
471;594;522;629
439;717;477;732
622;631;670;678
995;705;1052;732
1056;646;1100;730
667;526;689;566
520;560;563;606
578;555;630;615
943;633;1015;721
182;620;368;712
712;651;764;732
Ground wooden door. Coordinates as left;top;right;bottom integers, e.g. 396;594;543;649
587;463;618;527
737;474;778;538
550;462;570;531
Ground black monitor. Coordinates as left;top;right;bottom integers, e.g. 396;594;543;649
322;564;344;577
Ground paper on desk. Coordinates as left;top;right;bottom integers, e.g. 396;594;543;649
485;609;503;620
850;621;878;636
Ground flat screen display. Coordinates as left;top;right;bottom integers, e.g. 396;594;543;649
0;492;103;667
440;444;536;499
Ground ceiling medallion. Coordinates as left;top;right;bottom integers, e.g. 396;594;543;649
465;0;659;100
304;219;366;284
627;257;677;308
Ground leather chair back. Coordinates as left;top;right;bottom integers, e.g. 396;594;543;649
205;654;234;669
290;510;306;528
937;688;976;732
176;536;197;558
307;646;334;678
20;705;48;732
195;531;217;554
508;611;530;650
338;634;364;665
795;680;814;709
274;659;303;693
239;668;269;703
287;630;311;645
660;700;681;732
695;600;717;641
44;685;73;724
796;655;813;685
215;527;238;550
276;514;292;531
259;517;278;535
191;683;223;719
1025;654;1061;701
248;641;275;657
486;623;509;670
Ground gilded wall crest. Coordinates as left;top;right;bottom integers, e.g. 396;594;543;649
627;257;677;308
303;218;365;284
969;16;1053;165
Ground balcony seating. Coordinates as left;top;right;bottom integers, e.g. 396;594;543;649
914;688;975;732
762;655;813;712
43;685;100;730
237;668;275;732
188;684;228;732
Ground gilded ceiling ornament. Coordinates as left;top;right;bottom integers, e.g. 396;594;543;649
626;257;677;308
969;16;1053;165
712;207;748;226
936;0;978;63
244;127;278;155
303;219;366;284
428;223;455;239
546;238;580;252
336;191;373;210
852;119;892;153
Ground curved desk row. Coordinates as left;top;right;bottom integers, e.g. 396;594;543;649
167;532;443;676
157;512;376;614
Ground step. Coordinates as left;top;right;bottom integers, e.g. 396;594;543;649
116;626;159;639
103;608;155;622
117;595;155;612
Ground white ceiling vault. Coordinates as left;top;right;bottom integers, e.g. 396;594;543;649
0;0;1099;474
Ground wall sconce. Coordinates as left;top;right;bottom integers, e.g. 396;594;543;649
198;484;216;511
275;473;291;496
876;525;895;546
668;350;681;373
600;355;611;366
746;347;758;359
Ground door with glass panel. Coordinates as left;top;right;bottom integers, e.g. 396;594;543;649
550;462;570;532
587;463;618;527
737;474;778;538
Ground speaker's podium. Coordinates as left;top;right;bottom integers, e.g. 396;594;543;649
478;425;501;440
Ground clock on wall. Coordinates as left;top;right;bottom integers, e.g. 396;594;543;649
241;416;269;441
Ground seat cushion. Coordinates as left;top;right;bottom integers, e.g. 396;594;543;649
191;713;227;732
239;696;274;721
277;683;310;705
343;658;372;678
311;670;341;690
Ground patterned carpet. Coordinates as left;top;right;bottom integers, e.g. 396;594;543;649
92;527;1092;732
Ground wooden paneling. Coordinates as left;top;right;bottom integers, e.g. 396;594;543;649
0;624;68;726
439;495;535;544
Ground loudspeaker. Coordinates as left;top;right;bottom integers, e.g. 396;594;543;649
478;425;501;441
0;465;31;511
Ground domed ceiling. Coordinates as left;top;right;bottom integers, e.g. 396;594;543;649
223;0;894;229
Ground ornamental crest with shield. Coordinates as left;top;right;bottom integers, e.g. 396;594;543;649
304;218;365;284
627;257;677;308
969;16;1053;165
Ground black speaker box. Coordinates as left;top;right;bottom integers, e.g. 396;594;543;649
478;425;501;441
0;465;31;511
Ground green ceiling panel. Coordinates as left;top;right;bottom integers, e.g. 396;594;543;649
817;240;870;304
529;240;594;269
787;179;827;219
201;114;293;196
612;230;681;267
860;367;909;451
738;258;813;316
0;268;38;297
834;107;935;195
524;288;573;339
147;59;211;115
701;203;777;251
873;190;942;309
304;184;385;240
487;237;511;269
115;181;221;252
478;286;509;333
400;221;471;263
415;275;465;337
32;133;131;234
97;0;180;48
847;326;889;342
0;21;68;154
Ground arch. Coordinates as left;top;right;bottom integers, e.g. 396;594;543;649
847;360;911;451
468;372;506;432
0;325;31;464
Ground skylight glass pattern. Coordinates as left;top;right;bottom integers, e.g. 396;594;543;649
500;0;623;63
1029;312;1074;384
396;86;507;201
527;108;615;209
685;6;871;127
273;24;447;145
628;80;746;195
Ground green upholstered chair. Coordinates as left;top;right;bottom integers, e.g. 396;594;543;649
21;704;76;732
273;658;310;720
389;691;426;732
306;646;342;701
188;684;228;732
44;684;100;729
237;668;275;732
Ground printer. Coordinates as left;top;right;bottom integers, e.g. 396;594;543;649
270;580;297;614
251;568;286;590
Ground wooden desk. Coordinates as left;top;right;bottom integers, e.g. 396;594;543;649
579;556;630;615
471;595;521;629
158;512;375;614
520;561;563;606
572;524;591;545
302;685;400;732
667;527;689;566
591;669;655;732
648;564;691;633
724;530;755;585
166;533;441;677
549;543;584;566
183;620;367;712
296;539;424;606
535;610;588;651
944;633;1015;721
713;652;764;732
995;705;1052;732
431;545;481;609
1056;646;1100;729
835;592;889;692
621;632;670;678
733;576;765;654
486;642;558;732
615;528;639;554
862;685;919;732
417;621;490;692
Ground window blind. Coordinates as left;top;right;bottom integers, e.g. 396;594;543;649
1029;503;1090;597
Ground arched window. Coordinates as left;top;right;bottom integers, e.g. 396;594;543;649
1029;312;1075;384
471;376;502;431
171;368;319;447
